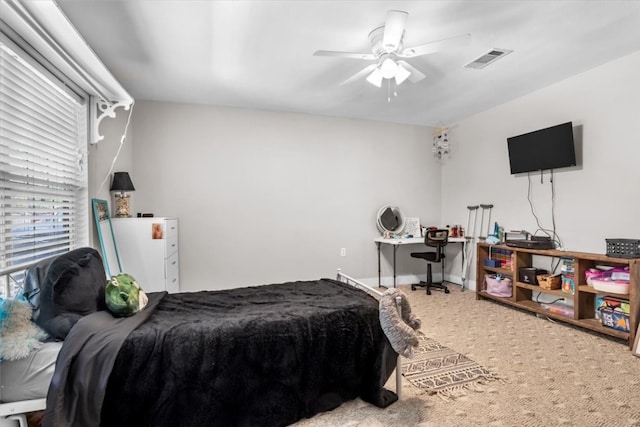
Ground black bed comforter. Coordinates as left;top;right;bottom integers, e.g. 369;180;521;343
46;279;398;427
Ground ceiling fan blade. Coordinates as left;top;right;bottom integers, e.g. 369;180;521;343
339;64;378;86
313;50;376;60
397;61;426;83
383;10;408;50
399;33;472;58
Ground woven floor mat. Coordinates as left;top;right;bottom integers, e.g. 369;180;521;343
402;334;503;399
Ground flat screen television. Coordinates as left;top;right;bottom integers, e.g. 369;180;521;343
507;122;576;174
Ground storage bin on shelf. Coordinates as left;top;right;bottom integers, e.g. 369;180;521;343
485;274;512;297
541;302;574;318
590;267;630;294
600;304;630;332
519;267;546;285
595;296;629;322
585;268;601;286
537;273;561;290
595;294;630;332
606;238;640;259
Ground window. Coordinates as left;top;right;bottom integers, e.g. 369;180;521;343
0;35;88;296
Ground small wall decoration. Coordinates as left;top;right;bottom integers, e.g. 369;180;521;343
432;126;450;160
152;223;163;239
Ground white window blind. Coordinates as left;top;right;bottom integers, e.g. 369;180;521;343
0;38;88;283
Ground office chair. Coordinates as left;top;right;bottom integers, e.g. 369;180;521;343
410;229;450;295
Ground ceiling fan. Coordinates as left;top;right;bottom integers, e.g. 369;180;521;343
314;10;471;88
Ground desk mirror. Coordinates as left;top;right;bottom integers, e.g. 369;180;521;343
376;205;405;235
92;198;122;277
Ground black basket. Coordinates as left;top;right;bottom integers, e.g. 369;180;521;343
606;239;640;259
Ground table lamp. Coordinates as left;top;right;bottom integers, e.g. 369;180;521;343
110;172;135;217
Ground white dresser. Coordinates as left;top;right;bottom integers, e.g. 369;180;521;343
111;217;180;293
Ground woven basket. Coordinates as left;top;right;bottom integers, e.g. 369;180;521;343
537;274;561;290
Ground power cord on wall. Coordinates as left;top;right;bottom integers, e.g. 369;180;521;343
97;101;135;194
526;170;563;249
550;169;558;243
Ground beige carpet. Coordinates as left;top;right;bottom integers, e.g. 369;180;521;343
294;284;640;427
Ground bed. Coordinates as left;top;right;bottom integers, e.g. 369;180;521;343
0;343;60;427
1;249;403;427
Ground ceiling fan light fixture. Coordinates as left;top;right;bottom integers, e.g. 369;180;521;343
379;56;398;79
315;10;467;89
394;63;411;85
366;68;383;87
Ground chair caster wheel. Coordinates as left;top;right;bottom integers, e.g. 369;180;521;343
426;290;431;295
444;288;450;294
411;285;416;291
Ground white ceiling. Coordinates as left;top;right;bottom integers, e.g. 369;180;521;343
56;1;640;127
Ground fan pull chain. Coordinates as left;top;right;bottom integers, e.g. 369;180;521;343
385;80;399;102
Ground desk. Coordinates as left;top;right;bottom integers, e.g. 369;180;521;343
374;236;466;288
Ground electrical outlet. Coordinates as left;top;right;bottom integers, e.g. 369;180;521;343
340;248;346;257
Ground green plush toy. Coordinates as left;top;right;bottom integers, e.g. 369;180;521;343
105;273;148;317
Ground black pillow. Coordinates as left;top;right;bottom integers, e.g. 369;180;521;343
23;247;108;340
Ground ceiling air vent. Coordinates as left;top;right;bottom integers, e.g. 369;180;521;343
464;48;513;69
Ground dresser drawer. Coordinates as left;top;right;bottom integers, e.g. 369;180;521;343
165;251;180;293
165;219;179;256
165;219;178;240
166;235;178;256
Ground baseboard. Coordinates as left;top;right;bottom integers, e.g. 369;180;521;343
444;275;477;291
357;274;477;291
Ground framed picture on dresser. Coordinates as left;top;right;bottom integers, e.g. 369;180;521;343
404;217;421;237
91;198;122;277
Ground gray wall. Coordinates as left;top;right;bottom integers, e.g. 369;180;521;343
129;103;440;291
441;50;640;288
92;51;640;292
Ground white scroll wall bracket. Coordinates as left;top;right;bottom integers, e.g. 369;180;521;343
90;96;133;144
